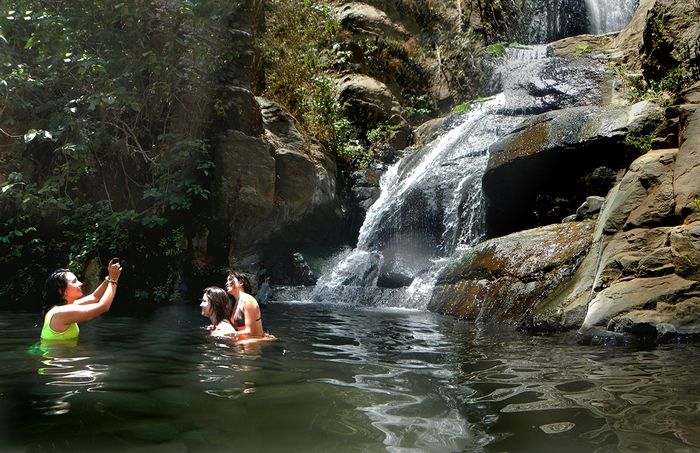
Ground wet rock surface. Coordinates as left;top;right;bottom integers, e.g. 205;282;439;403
428;221;595;326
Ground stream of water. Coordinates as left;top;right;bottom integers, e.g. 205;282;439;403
2;303;698;452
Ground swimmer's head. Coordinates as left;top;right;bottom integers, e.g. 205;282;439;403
42;269;71;306
200;286;232;324
226;271;252;295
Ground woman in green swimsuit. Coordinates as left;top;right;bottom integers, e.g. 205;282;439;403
40;259;122;340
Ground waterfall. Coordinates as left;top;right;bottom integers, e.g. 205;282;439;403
302;43;609;309
311;96;521;308
584;0;639;34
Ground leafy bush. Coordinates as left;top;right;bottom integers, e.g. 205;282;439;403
0;0;232;304
258;0;339;122
624;132;656;153
486;43;506;58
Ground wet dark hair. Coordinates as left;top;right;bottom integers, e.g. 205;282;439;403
202;286;232;325
41;269;70;319
227;271;252;294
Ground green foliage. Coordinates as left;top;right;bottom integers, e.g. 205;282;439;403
0;0;228;302
693;197;700;212
259;0;339;120
655;66;690;93
357;37;435;120
404;94;433;120
259;0;375;168
452;96;496;114
452;102;471;114
625;131;656;153
486;43;506;58
575;44;595;55
437;27;484;104
611;62;692;106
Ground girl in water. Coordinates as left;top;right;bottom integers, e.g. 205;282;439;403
40;259;122;340
199;286;237;336
226;271;273;340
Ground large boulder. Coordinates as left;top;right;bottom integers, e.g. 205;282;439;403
337;74;407;132
212;98;340;272
596;148;677;234
637;1;700;82
572;110;700;338
674;105;700;218
483;101;664;237
582;274;697;328
215;130;277;268
257;97;306;152
608;298;700;337
336;2;412;40
428;220;595;327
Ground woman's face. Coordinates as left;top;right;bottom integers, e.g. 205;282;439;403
63;272;83;302
200;295;212;318
225;276;240;294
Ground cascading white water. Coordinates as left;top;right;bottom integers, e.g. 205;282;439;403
305;43;608;309
312;94;524;307
584;0;639;34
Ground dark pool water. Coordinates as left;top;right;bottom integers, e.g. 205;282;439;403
1;301;699;452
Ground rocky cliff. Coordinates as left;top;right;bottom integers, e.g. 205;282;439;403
428;0;700;340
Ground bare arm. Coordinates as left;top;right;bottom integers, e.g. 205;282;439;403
50;260;122;331
50;282;116;329
74;279;109;305
74;259;120;305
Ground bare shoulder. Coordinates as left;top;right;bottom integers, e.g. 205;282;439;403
242;293;259;308
212;322;237;337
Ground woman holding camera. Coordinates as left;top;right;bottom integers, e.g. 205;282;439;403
40;259;122;340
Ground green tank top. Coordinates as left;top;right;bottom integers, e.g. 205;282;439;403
40;312;79;340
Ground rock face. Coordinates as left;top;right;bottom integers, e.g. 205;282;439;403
531;107;700;338
337;74;408;134
170;3;343;278
428;221;595;326
429;1;700;339
337;2;414;40
483;101;664;237
471;0;588;44
213;98;340;271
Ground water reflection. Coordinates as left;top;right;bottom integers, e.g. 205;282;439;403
1;305;699;452
197;332;267;399
448;326;700;452
32;340;109;415
298;307;479;452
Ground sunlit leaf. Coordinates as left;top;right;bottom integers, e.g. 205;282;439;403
23;129;37;143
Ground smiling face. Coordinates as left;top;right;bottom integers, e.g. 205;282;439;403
62;272;83;302
225;275;241;295
200;287;231;324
